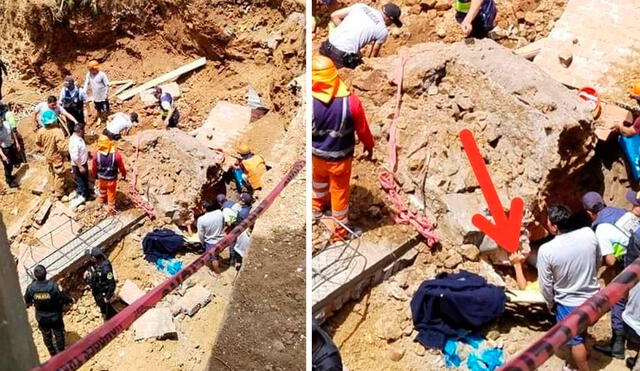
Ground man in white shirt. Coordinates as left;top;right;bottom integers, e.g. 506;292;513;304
59;75;88;133
83;60;110;123
68;124;90;209
319;3;402;69
537;205;600;371
104;112;138;140
0;111;20;188
33;95;78;134
197;201;237;276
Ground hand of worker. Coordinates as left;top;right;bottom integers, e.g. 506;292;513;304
363;147;374;162
79;165;87;174
460;19;473;36
0;155;7;164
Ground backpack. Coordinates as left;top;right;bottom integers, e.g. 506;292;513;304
142;229;185;262
410;271;506;350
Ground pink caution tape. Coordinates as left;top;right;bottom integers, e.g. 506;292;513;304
34;158;306;371
500;258;640;371
378;51;438;245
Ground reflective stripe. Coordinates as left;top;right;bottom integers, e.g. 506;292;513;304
333;208;349;217
312;210;323;218
455;0;471;12
313;191;329;198
313;181;329;188
312;147;354;159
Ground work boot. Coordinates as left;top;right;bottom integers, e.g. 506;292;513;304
627;355;637;370
594;330;626;359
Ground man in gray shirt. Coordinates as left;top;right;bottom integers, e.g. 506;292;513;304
197;200;237;276
538;205;600;371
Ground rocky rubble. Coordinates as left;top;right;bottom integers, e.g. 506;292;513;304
122;129;225;217
350;38;594;254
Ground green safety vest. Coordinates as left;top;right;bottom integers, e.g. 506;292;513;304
455;0;471;13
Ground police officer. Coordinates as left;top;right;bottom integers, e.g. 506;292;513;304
24;265;73;357
59;75;88;135
84;247;117;321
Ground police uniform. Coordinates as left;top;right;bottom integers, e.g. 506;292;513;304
312;320;343;371
24;279;72;356
86;259;117;320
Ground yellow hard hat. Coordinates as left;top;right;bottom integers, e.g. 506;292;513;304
236;143;251;155
88;60;100;70
631;81;640;96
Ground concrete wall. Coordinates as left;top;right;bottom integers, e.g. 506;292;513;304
0;214;39;370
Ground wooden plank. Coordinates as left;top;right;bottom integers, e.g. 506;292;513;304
110;79;134;86
110;81;134;99
117;58;207;101
514;38;548;60
33;199;52;225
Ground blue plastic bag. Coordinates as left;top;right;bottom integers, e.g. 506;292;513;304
619;134;640;181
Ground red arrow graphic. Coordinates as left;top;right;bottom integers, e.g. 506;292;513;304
459;129;524;253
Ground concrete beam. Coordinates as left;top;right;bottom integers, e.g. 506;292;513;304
0;213;39;370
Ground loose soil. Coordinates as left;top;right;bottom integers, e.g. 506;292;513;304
1;0;305;369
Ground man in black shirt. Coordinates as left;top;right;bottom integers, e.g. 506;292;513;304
24;265;73;356
84;247;117;321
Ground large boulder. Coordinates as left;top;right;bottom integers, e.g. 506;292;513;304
351;39;594;250
122;129;224;217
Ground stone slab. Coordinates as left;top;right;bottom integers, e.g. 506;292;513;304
34;202;80;250
33;199;52;225
533;0;640;92
132;307;177;340
6;197;41;240
312;235;421;318
195;101;252;152
175;284;212;316
20;167;48;195
118;279;146;305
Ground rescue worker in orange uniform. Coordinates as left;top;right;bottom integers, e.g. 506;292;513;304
235;143;268;193
90;135;126;214
312;55;374;241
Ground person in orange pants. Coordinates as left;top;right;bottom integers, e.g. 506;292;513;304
312;55;374;241
90;135;126;214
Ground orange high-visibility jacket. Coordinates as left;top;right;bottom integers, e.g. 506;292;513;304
241;155;267;189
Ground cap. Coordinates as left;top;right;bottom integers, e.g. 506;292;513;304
236;143;251;155
130;112;139;123
90;247;103;258
626;190;640;206
581;191;604;212
41;109;58;126
88;60;99;69
161;101;171;111
383;3;403;28
216;194;227;205
240;192;252;204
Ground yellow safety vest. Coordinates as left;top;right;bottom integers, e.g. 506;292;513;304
455;0;471;13
242;155;267;189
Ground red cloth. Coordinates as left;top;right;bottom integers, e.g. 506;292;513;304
349;94;374;150
90;151;127;179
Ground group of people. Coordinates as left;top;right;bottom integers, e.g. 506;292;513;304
318;0;496;69
508;191;640;371
24;247;117;357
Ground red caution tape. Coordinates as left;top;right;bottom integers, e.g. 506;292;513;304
500;258;640;371
34;157;306;371
378;51;438;245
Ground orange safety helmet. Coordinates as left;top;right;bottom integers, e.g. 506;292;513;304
631;81;640;96
236;143;251;155
97;134;115;154
312;55;350;104
88;60;100;70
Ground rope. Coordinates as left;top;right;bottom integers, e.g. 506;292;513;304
377;51;438;245
128;133;156;218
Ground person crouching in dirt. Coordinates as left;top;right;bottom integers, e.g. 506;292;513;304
197;201;237;276
0;102;22;189
233;192;253;224
320;3;402;69
312;55;374;242
36;110;68;199
84;247;118;321
234;143;268;193
24;265;73;357
103;111;139;140
83;60;110;124
454;0;497;39
90;135;127;215
34;95;78;135
153;87;180;128
59;75;88;134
